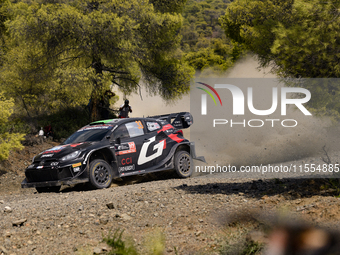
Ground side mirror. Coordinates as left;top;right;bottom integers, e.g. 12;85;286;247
116;137;121;144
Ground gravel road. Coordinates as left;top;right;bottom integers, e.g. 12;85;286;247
2;171;340;255
2;142;340;255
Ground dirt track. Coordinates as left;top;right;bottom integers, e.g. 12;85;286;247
1;142;340;254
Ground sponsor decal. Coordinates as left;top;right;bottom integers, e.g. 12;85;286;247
50;162;59;166
121;157;132;165
70;143;83;148
116;142;136;155
157;124;184;143
43;143;84;155
43;145;66;154
41;154;54;158
72;162;82;168
73;167;80;172
27;164;35;169
147;122;160;131
137;136;164;165
117;144;130;150
135;121;144;129
37;166;44;169
118;164;135;173
77;125;112;132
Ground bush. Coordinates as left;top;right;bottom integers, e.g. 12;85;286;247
31;106;93;141
0;93;25;161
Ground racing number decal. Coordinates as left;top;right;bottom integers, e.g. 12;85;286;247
137;136;164;165
135;121;144;129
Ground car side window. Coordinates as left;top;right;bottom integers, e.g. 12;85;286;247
113;125;130;140
146;122;161;132
125;121;144;138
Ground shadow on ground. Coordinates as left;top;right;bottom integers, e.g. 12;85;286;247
60;170;181;193
176;178;340;199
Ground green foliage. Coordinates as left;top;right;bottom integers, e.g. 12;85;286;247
103;228;166;255
180;0;245;72
103;229;138;255
1;0;192;121
240;242;263;255
221;0;340;116
34;106;93;140
144;229;165;255
0;92;25;161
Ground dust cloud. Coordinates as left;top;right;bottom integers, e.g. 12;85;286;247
113;55;338;168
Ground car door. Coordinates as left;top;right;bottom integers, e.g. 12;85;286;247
136;120;166;170
111;122;139;175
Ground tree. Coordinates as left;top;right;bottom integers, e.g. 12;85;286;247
0;92;24;161
179;0;246;72
220;0;340;117
1;0;194;121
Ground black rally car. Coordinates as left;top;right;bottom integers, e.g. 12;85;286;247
22;112;205;192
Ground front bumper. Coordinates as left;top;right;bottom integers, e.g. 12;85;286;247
22;159;89;188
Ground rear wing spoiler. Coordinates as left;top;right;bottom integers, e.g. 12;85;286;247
149;112;193;129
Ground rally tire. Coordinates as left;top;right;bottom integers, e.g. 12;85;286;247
89;159;113;189
174;150;193;178
36;186;61;193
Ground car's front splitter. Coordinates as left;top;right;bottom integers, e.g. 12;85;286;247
21;177;89;188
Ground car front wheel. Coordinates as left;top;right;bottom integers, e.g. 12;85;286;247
174;150;193;178
89;159;113;189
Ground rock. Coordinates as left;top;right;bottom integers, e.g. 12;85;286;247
246;230;268;244
4;206;12;213
12;219;27;227
195;231;203;237
78;205;84;211
116;213;132;221
99;217;109;225
93;247;103;254
0;245;8;254
0;200;4;204
296;204;315;212
106;202;115;209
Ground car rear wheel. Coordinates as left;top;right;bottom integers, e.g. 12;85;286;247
89;159;113;189
174;150;193;178
36;186;61;193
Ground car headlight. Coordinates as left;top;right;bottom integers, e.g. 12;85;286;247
60;151;81;162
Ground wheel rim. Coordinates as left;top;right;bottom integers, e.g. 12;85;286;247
178;154;191;174
94;164;110;185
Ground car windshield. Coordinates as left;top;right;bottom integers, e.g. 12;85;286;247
63;125;113;144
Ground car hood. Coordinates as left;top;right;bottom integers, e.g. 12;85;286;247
34;142;96;162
